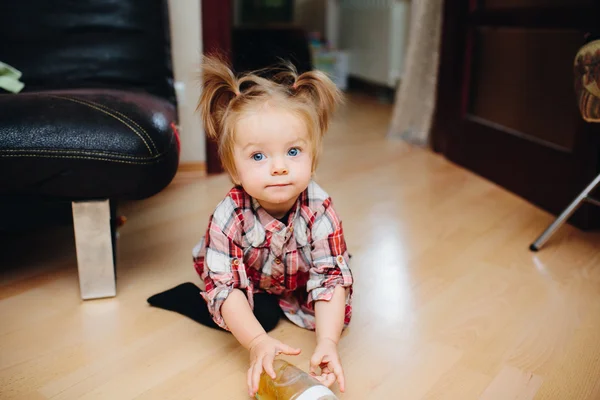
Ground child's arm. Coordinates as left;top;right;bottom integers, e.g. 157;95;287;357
311;285;347;392
307;196;353;392
221;288;267;349
314;285;347;344
222;289;301;397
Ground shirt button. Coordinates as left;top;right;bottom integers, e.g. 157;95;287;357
274;258;281;264
337;255;344;263
232;258;240;266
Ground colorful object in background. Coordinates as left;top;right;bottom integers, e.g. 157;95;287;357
575;39;600;122
0;61;24;93
170;122;181;151
312;51;348;91
256;359;339;400
308;32;348;91
116;215;127;228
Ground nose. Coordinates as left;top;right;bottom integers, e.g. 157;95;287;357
271;157;288;176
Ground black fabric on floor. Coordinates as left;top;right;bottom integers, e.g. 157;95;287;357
147;282;282;332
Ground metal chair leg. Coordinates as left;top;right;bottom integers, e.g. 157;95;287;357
530;173;600;251
72;199;117;299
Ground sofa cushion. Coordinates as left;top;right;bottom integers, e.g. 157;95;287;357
0;0;175;103
0;89;180;200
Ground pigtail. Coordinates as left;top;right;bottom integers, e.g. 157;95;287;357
197;55;239;141
294;70;342;133
285;65;343;134
271;61;343;134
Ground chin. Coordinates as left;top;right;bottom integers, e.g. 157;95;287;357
266;194;295;204
264;188;298;203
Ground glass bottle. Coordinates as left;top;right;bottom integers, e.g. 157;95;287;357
256;359;339;400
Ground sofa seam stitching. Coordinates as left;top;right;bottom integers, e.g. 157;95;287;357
54;95;159;153
47;95;154;156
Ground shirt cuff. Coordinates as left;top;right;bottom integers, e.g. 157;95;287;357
201;259;254;330
307;254;353;305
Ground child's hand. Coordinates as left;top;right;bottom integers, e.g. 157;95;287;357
247;333;301;397
309;338;346;392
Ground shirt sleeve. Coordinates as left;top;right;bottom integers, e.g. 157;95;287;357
199;202;253;331
307;197;354;306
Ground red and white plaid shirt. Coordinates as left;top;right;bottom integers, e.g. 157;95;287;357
193;180;353;331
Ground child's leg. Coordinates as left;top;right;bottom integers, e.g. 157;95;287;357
252;292;283;332
147;282;221;328
147;282;282;332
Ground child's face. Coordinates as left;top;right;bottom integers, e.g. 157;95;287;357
232;105;313;218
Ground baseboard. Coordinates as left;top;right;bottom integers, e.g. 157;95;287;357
177;162;206;173
173;162;207;183
347;75;396;104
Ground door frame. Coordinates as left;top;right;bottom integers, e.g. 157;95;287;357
201;0;231;174
430;0;469;155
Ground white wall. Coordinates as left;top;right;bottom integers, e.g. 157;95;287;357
389;1;411;84
167;0;205;164
336;0;411;88
326;0;340;48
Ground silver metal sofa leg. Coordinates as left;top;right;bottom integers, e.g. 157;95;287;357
530;173;600;251
71;199;116;299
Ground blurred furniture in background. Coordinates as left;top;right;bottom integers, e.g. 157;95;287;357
431;1;600;232
237;0;295;25
0;0;180;299
530;38;600;250
232;25;313;76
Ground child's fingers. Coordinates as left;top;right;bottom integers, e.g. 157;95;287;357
310;350;326;370
332;362;346;392
313;372;335;387
309;353;322;375
247;365;254;396
323;373;337;388
313;366;336;388
262;353;276;379
279;343;301;356
251;358;265;395
247;357;263;396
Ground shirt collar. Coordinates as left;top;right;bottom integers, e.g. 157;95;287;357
250;190;305;233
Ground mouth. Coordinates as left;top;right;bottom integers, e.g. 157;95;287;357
267;183;291;188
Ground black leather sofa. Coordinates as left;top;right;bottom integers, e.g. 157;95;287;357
0;1;180;299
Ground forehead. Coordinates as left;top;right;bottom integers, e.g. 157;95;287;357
234;105;309;145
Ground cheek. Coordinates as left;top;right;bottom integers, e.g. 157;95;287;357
236;159;267;180
291;154;313;176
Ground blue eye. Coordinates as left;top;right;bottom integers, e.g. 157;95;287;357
252;153;265;161
288;148;300;157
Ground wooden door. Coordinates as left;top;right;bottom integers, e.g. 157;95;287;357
432;0;600;229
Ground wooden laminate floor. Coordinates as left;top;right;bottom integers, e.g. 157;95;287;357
2;93;600;400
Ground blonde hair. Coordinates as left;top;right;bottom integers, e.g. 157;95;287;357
196;54;342;181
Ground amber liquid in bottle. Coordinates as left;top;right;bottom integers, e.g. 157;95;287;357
256;359;339;400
